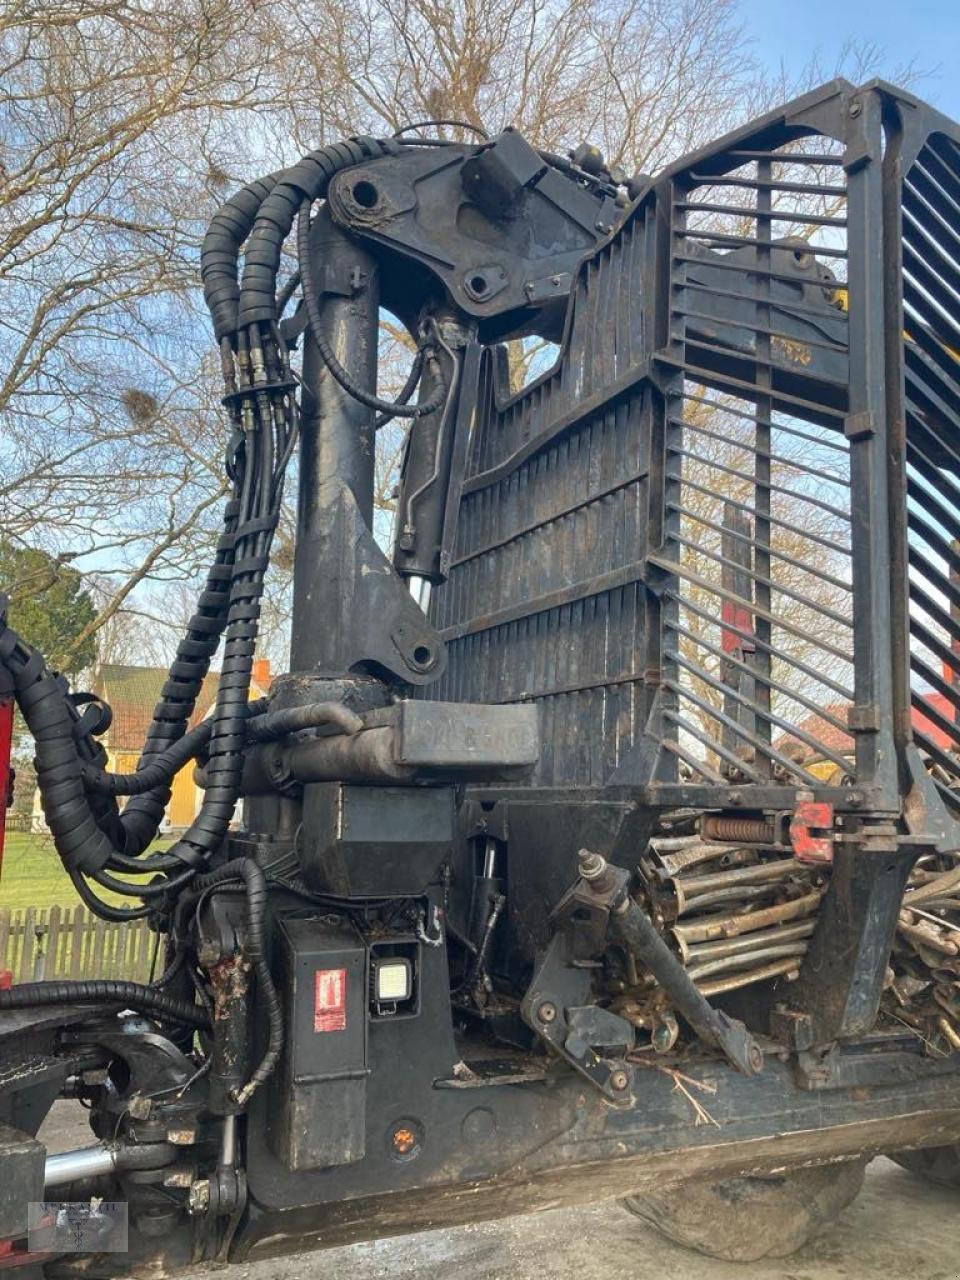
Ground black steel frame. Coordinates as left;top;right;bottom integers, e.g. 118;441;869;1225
428;79;960;840
177;80;960;1259
416;80;960;1050
16;80;960;1274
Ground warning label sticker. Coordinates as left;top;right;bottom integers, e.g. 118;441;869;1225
314;967;347;1032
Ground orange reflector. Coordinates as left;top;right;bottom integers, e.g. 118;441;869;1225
392;1127;417;1156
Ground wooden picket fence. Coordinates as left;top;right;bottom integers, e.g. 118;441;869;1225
0;906;160;983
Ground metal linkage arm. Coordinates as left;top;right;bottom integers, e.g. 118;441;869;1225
522;851;764;1095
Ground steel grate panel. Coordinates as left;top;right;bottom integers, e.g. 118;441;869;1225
425;83;915;803
903;132;960;798
657;138;855;786
428;214;653;786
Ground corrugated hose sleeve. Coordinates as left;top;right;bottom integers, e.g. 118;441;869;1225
0;980;209;1028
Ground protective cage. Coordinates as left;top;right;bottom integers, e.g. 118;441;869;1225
427;79;960;823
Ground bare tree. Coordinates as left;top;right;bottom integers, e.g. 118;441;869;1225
0;0;297;663
0;0;907;677
285;0;757;174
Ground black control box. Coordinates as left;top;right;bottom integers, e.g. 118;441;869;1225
269;915;368;1170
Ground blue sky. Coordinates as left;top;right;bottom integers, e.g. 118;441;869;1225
739;0;958;119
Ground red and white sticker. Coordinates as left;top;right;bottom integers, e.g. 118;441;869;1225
314;967;347;1032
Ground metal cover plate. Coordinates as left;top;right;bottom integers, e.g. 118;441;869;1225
395;701;539;768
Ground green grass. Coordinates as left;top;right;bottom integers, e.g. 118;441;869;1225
1;832;81;911
0;832;172;912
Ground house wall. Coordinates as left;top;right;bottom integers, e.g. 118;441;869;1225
108;749;198;830
168;763;199;829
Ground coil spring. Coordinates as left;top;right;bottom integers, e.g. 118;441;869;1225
701;816;777;843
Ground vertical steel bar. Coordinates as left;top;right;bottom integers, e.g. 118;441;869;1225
880;97;917;754
637;178;678;783
720;503;756;763
844;90;899;805
659;178;685;780
290;207;379;672
783;90;913;1046
754;155;773;775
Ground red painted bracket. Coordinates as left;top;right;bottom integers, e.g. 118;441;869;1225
790;799;834;864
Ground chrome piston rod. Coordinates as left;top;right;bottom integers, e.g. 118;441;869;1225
45;1144;117;1189
44;1140;175;1190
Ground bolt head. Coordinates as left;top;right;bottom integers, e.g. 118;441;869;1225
578;849;607;880
609;1068;630;1092
128;1094;152;1120
187;1180;210;1216
537;1000;557;1024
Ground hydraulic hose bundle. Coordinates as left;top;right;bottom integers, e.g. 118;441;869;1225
0;133;451;1086
0;133;448;917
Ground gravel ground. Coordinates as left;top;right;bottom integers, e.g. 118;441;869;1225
39;1104;959;1280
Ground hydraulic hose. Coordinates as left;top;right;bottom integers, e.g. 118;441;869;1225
79;702;267;797
236;137;396;329
0;605;226;899
0;616;142;883
246;700;363;741
202;173;283;342
79;700;360;795
0;484;242;901
2;133;427;920
374;348;426;430
187;859;283;1103
296;197;446;419
109;504;242;857
0;981;209;1029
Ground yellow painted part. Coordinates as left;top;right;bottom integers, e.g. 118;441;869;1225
833;287;960;360
805;758;848;784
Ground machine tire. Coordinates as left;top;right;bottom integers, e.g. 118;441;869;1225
890;1145;960;1189
620;1159;867;1261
